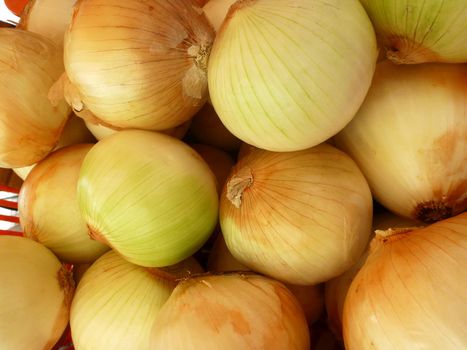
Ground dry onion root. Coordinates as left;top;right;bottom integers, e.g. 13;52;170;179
64;0;214;131
149;273;310;350
343;212;467;350
0;236;74;350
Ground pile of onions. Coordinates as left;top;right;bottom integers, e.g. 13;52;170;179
359;0;467;64
64;0;214;131
325;211;422;339
0;29;70;168
19;144;109;263
334;62;467;223
18;0;76;49
343;212;467;349
71;251;202;350
208;235;324;326
208;0;377;151
149;273;310;349
77;130;218;267
220;143;373;285
0;236;74;349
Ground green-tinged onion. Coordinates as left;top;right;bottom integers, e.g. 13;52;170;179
71;251;203;350
0;236;74;350
77;130;218;267
19;144;109;263
208;0;377;151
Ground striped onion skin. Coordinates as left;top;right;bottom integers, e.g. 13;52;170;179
334;62;467;224
64;0;214;131
219;143;373;285
359;0;467;64
77;130;219;267
343;213;467;350
208;0;377;152
71;251;203;350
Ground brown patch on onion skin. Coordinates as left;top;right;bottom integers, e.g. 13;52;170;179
384;35;443;64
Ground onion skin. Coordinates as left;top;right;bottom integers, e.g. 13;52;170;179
334;62;467;224
359;0;467;64
19;144;109;264
0;236;74;350
0;29;70;168
77;130;219;267
343;213;467;350
64;0;214;131
202;0;237;32
208;0;377;151
220;143;373;285
149;274;310;349
71;251;203;350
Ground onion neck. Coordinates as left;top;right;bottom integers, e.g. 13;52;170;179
384;35;441;64
58;265;75;308
88;225;109;245
226;167;253;208
413;200;458;224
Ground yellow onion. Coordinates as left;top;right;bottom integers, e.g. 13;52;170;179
71;250;203;350
191;144;235;193
149;273;310;349
84;120;191;141
19;144;109;263
343;212;467;350
203;0;237;32
360;0;467;64
325;211;421;340
220;143;373;285
0;29;70;168
18;0;76;49
0;235;74;349
187;103;242;152
13;115;96;180
208;0;377;151
64;0;214;131
208;234;324;326
77;130;218;267
334;62;467;223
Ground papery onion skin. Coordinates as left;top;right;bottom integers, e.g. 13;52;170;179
64;0;214;131
220;143;373;285
0;29;70;168
203;0;237;32
359;0;467;64
343;213;467;350
325;211;422;340
71;251;203;350
149;274;310;349
19;144;109;263
334;62;467;224
77;130;218;267
208;0;377;151
0;236;74;350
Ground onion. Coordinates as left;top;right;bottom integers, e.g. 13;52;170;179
207;0;377;151
220;143;373;285
208;234;324;326
0;235;74;349
325;211;421;340
77;130;218;267
18;0;76;49
84;120;191;141
191;144;235;193
149;273;310;349
359;0;467;64
203;0;237;32
343;212;467;350
188;103;242;152
19;144;109;263
334;62;467;223
64;0;214;131
13;115;96;180
71;250;203;350
0;29;70;168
